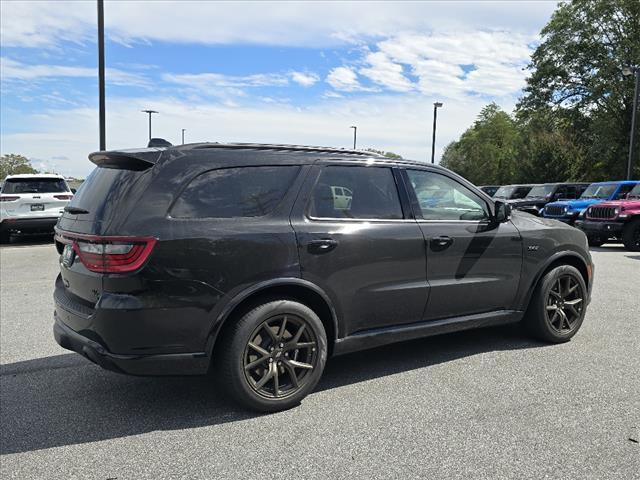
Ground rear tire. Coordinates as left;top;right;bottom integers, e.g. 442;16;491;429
524;265;587;343
587;236;605;247
218;299;327;412
622;218;640;252
0;230;10;244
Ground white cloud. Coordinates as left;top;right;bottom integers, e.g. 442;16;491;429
359;52;414;92
163;72;289;90
0;57;150;88
289;71;319;87
0;93;513;177
327;67;372;92
334;31;535;98
1;1;554;49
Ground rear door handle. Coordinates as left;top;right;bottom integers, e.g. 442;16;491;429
307;238;338;254
430;235;454;251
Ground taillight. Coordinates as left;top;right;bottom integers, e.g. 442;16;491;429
71;236;156;273
0;196;20;202
54;194;74;200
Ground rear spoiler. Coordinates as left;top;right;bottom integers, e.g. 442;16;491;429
88;148;165;171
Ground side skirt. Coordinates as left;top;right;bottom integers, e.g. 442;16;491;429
333;310;523;356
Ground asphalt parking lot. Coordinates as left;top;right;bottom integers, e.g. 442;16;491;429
1;236;638;479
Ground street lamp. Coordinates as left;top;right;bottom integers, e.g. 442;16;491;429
350;125;357;150
182;128;186;145
623;66;639;180
141;110;158;142
97;0;105;150
431;102;443;164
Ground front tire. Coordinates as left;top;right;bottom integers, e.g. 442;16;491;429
622;218;640;252
524;265;587;343
0;230;10;244
219;300;327;412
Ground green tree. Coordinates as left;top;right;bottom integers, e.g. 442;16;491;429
440;104;521;185
364;148;403;159
518;0;640;180
0;154;37;180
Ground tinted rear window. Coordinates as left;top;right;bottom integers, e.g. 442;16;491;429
309;166;403;220
2;178;68;194
171;166;300;218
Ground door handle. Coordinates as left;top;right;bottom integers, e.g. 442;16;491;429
307;238;338;254
430;235;454;251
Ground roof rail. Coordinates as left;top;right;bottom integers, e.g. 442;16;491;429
190;143;384;157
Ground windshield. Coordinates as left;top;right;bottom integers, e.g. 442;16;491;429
627;183;640;199
580;184;616;200
526;185;555;198
493;186;514;198
1;178;68;194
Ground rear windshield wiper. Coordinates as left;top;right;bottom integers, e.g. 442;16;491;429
64;206;90;214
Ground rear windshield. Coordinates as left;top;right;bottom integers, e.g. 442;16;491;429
64;167;147;222
1;178;68;194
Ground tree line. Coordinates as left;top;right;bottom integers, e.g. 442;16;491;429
440;0;640;185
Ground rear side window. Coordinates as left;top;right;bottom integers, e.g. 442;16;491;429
171;166;299;218
2;178;68;194
309;166;403;220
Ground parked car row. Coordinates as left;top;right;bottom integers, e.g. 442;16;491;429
480;180;640;251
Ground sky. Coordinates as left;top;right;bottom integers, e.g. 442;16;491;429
0;1;558;177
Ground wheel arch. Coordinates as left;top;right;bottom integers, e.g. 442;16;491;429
207;278;339;358
521;251;591;311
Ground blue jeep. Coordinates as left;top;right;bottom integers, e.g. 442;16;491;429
542;180;640;224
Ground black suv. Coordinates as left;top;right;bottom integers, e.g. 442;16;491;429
509;183;591;216
53;143;594;411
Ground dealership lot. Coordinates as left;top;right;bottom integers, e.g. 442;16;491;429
1;238;638;479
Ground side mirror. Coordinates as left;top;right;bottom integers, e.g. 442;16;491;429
71;188;77;194
494;200;511;223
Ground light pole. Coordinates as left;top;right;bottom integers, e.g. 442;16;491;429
623;67;639;180
181;128;186;145
350;125;357;150
141;110;158;141
431;102;443;164
97;0;106;150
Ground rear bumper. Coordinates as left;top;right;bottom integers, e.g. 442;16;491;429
53;311;210;376
575;220;623;237
54;313;209;375
1;217;58;233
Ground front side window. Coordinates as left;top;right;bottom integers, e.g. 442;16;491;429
309;166;403;220
171;166;299;218
407;170;489;221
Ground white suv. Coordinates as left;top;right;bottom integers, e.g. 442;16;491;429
0;174;73;242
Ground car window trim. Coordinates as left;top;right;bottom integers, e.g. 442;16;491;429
304;164;411;222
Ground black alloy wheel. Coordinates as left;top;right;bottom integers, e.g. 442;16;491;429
243;314;318;399
545;275;584;334
524;264;587;343
219;299;327;412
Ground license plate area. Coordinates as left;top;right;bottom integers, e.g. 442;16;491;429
30;204;45;211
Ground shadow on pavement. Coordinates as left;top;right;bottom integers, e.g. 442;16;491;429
0;324;545;455
0;233;54;248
